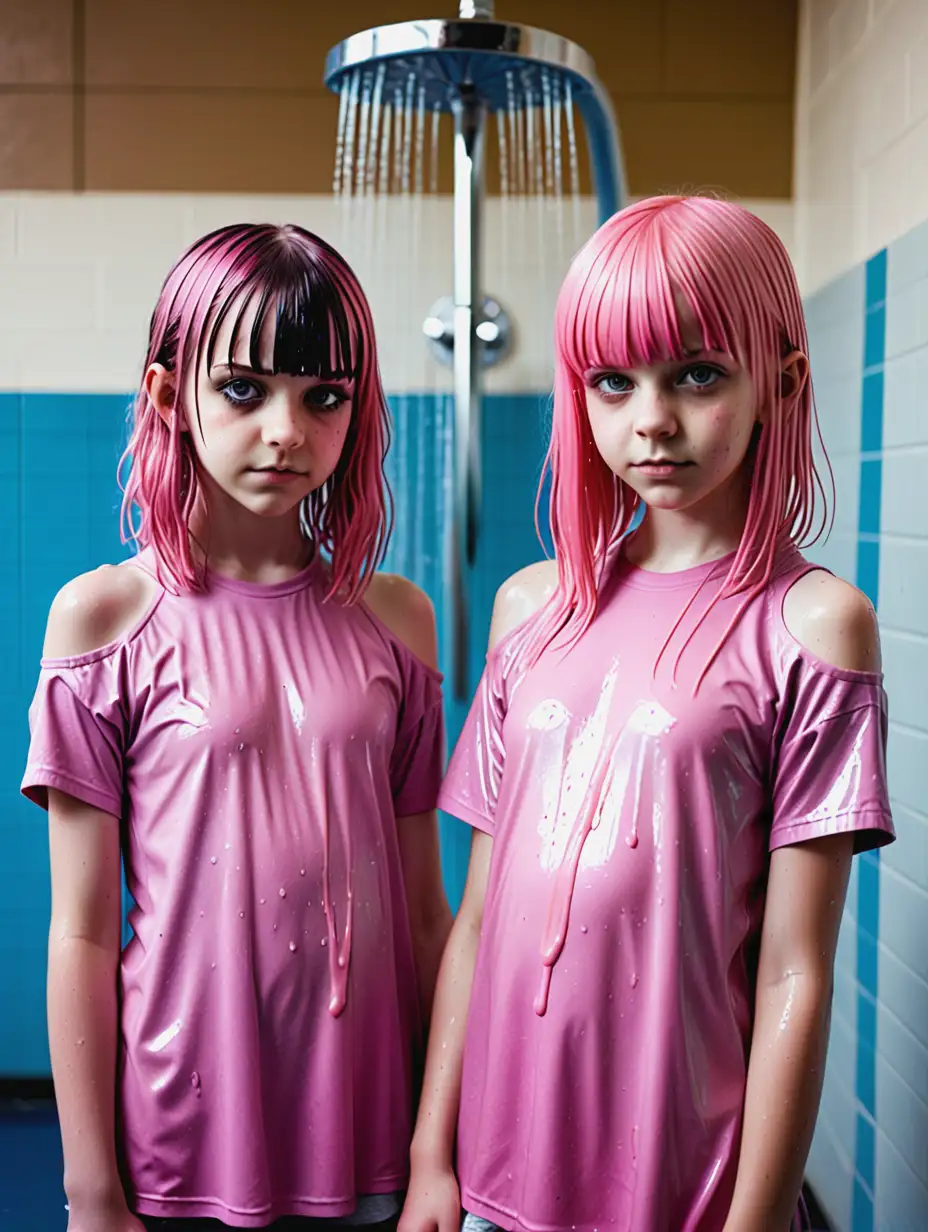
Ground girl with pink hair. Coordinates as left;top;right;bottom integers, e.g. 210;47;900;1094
400;196;894;1232
22;223;451;1232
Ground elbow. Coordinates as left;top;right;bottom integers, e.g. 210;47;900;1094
409;894;453;955
48;911;122;961
761;966;835;1035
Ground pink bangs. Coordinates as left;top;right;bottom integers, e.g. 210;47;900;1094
530;195;832;677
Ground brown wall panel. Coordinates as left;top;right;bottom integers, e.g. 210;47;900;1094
2;0;798;197
0;0;73;86
84;92;339;192
0;93;74;188
620;98;794;199
84;1;449;90
663;0;798;97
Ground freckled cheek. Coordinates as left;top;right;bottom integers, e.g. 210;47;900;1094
309;416;351;461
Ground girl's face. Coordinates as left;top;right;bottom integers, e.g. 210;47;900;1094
583;312;759;520
152;294;354;523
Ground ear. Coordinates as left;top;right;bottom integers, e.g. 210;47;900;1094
779;349;809;412
144;363;182;430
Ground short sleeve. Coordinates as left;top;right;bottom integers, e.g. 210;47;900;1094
770;656;894;854
21;658;126;818
391;652;446;817
437;649;508;836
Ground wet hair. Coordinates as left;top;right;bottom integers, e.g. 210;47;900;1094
527;194;831;685
120;223;391;600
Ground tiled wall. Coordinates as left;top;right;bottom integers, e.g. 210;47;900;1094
796;4;928;1229
794;0;928;294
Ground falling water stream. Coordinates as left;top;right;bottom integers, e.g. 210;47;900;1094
332;66;587;595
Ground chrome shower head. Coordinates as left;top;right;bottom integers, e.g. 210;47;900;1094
324;11;624;699
324;16;623;216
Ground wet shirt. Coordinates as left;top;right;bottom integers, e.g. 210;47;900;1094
439;545;893;1232
22;550;445;1228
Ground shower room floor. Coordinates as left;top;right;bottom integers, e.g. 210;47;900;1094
0;1095;836;1231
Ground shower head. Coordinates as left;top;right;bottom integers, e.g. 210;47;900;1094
324;10;625;700
324;15;624;216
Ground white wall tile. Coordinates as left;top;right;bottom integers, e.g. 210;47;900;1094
883;350;928;443
878;946;928;1054
875;1053;928;1183
887;217;928;296
880;451;928;536
875;1127;928;1231
877;1002;928;1108
805;529;858;585
879;540;928;635
808;1122;854;1231
882;634;928;737
879;863;928;983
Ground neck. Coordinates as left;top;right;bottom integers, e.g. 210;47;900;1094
625;477;750;574
189;490;311;584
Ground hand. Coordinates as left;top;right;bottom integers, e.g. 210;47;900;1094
398;1158;461;1232
66;1193;147;1232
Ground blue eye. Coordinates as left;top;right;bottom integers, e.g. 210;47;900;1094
220;378;262;406
680;364;723;389
594;373;632;396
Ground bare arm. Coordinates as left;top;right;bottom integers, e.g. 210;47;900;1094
724;833;853;1231
399;561;557;1232
724;572;881;1231
366;573;453;1026
48;789;133;1220
42;568;152;1232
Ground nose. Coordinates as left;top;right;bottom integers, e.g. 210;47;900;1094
633;385;677;440
262;393;306;451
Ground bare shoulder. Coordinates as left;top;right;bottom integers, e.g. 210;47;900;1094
44;563;158;659
365;572;438;669
489;559;559;650
782;569;881;673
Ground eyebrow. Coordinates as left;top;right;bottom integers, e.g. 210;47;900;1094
209;362;354;385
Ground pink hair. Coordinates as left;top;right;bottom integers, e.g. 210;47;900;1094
120;223;392;602
529;194;831;682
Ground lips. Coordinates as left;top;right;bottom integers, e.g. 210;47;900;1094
633;460;693;478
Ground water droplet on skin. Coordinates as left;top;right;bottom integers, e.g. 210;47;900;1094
77;1038;85;1046
580;925;588;934
210;856;217;865
211;962;216;969
289;941;298;953
225;843;231;850
234;727;240;734
259;898;266;905
320;937;328;947
237;743;244;751
239;911;244;919
279;888;286;898
630;973;639;988
300;868;306;876
626;833;638;849
191;1071;201;1096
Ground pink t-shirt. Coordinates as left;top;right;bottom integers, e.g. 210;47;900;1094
22;550;445;1227
439;544;894;1232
